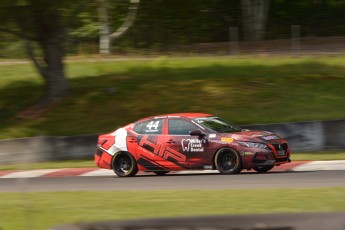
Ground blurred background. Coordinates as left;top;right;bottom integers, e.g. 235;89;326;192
0;1;345;230
1;0;345;57
0;0;344;138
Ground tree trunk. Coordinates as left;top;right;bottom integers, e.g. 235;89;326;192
98;0;111;54
241;0;270;41
98;0;140;54
25;38;68;111
28;1;69;105
42;39;68;101
2;1;69;114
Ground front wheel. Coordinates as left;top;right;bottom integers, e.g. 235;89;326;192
253;165;274;173
112;152;138;177
214;148;242;174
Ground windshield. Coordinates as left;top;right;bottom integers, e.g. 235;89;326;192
193;117;242;133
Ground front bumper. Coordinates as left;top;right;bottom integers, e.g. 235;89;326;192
251;155;291;166
241;142;291;168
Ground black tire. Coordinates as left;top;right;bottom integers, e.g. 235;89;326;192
214;148;242;174
154;171;170;176
112;152;138;177
253;165;274;173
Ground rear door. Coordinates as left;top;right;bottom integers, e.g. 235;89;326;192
133;118;181;170
135;118;165;162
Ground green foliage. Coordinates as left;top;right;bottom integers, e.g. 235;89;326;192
114;0;345;47
68;11;99;39
268;0;345;38
120;0;241;47
0;56;344;138
1;0;345;56
0;33;26;58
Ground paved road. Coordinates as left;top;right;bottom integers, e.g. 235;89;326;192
1;170;344;192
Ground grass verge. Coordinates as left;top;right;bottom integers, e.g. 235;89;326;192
0;188;344;230
0;56;345;138
292;151;345;161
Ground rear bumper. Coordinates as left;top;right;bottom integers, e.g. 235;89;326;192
94;148;112;169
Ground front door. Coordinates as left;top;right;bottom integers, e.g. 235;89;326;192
166;118;212;169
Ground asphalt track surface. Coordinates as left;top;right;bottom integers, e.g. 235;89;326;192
1;170;344;192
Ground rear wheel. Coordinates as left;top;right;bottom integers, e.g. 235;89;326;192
154;171;170;176
253;165;274;173
112;152;138;177
215;148;242;174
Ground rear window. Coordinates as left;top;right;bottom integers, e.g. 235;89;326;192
134;119;163;134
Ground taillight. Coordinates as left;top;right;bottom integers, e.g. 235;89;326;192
98;139;107;146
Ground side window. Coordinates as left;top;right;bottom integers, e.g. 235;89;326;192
141;119;163;134
168;119;199;135
133;123;143;134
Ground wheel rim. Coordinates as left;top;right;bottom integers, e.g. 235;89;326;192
115;154;132;174
219;152;237;171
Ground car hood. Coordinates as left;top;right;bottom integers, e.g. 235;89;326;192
223;130;282;143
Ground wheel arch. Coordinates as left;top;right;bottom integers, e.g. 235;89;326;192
111;150;136;169
211;146;241;170
111;150;138;177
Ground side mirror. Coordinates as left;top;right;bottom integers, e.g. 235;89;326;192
189;129;206;137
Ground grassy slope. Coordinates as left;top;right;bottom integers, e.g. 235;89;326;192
0;56;345;138
1;188;344;230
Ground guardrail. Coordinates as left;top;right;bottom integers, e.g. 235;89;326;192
0;119;344;164
0;134;98;164
243;119;345;152
51;213;345;230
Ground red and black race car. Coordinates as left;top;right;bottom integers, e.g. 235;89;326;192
94;113;291;177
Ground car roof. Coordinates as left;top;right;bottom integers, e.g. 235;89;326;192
136;113;213;122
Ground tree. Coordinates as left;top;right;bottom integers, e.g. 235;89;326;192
0;0;77;107
98;0;140;54
241;0;270;41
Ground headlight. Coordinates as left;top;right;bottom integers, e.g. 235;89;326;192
237;141;268;149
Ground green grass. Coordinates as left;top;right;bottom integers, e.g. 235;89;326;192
0;150;344;171
292;151;345;161
1;56;345;138
0;188;344;230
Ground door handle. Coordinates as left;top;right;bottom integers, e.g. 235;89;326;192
128;138;137;143
166;139;175;144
